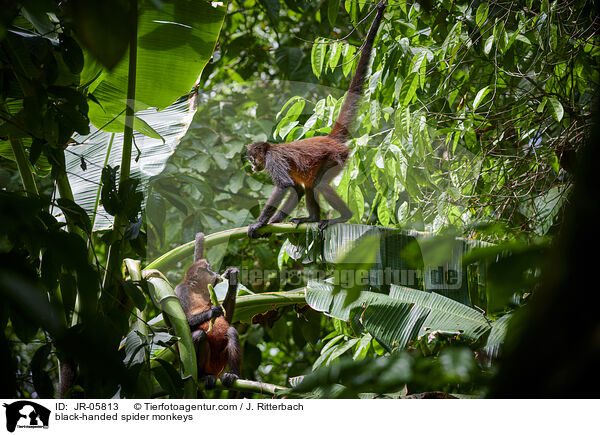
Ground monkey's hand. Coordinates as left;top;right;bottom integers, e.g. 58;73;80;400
202;374;218;390
221;372;239;388
247;222;269;238
222;267;239;285
210;305;224;319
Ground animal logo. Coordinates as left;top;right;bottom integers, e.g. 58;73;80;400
3;401;50;433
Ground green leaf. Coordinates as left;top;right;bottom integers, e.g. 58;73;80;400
549;23;557;51
306;280;492;351
349;185;365;223
87;1;226;133
342;44;356;77
153;358;184;398
369;100;381;128
398;73;419;106
475;2;489;28
123;330;146;366
548;97;564;122
61;97;197;230
410;51;427;81
328;41;342;71
473;85;491;110
328;0;340;27
377;198;391;227
276;96;304;120
259;0;280;22
332;234;381;306
67;0;134;69
311;38;326;79
284;100;306;122
146;276;197;390
484;35;494;55
123;281;147;310
22;3;56;36
56;198;92;233
483;313;512;358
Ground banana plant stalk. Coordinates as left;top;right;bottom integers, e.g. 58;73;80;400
146;275;198;398
146;223;313;272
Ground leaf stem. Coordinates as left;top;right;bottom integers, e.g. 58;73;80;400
145;223;312;272
9;137;38;197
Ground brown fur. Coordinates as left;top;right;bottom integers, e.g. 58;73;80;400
175;258;239;379
182;260;215;314
245;2;386;236
270;137;349;187
203;318;229;375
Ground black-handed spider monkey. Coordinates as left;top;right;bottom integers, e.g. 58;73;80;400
174;233;241;389
246;1;387;238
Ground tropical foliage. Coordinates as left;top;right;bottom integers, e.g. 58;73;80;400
1;0;598;399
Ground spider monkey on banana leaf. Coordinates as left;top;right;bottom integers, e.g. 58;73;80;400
174;233;241;389
245;1;387;238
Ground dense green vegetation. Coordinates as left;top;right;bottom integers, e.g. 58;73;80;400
1;0;598;399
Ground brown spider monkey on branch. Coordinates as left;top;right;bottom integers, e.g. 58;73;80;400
246;1;387;238
174;233;241;389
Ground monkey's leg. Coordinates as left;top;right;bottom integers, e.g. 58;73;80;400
193;329;217;389
221;267;239;324
248;186;289;238
290;187;321;226
269;186;304;223
220;327;241;387
317;184;353;230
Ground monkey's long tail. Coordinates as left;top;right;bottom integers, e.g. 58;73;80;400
328;0;387;143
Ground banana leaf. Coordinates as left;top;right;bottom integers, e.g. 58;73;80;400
56;95;197;230
306;280;493;350
288;223;492;306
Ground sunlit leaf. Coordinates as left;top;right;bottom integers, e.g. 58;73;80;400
87;1;226;133
57;96;197;230
548;97;564;122
311;38;326;79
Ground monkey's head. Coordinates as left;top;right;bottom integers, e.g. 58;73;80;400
185;259;221;290
246;141;271;172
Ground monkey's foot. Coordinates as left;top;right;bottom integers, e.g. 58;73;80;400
290;216;319;227
220;372;239;388
318;220;330;231
201;374;218;390
319;216;351;231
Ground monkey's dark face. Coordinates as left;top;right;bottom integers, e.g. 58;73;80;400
246;142;270;172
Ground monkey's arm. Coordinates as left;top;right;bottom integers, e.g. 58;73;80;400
221;267;239;324
248;186;288;238
268;185;304;223
187;306;224;330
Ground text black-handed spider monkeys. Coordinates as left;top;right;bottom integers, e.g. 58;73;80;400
174;233;241;389
245;1;387;238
